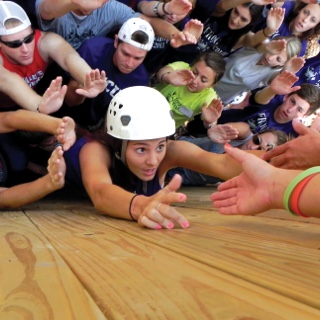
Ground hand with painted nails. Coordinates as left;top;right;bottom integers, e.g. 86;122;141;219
131;175;189;230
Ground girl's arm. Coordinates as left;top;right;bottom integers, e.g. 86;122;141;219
156;65;195;86
79;141;189;229
0;110;76;150
0;147;66;209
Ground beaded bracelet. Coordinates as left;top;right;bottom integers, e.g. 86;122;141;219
289;173;318;217
153;1;161;17
283;166;320;216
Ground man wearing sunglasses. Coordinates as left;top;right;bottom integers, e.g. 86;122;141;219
0;1;106;114
0;1;106;183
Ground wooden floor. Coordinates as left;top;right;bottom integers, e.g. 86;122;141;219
1;185;320;320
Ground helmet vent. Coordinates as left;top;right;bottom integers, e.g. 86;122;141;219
119;103;124;109
120;115;131;126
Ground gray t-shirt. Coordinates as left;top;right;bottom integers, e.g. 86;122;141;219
215;47;280;105
35;0;140;49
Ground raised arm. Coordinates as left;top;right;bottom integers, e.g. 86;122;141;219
214;0;276;16
38;32;93;85
79;141;189;230
237;7;285;49
0;110;76;150
156;65;195;86
0;146;66;209
137;0;192;17
253;71;300;104
38;0;109;20
211;145;320;218
141;15;203;48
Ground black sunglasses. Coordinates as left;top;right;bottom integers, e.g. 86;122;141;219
252;134;275;151
0;30;35;48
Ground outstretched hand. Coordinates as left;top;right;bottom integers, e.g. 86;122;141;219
211;145;287;215
56;116;76;151
207;124;239;143
75;69;107;98
167;69;195;86
201;98;224;125
269;71;300;95
261;119;320;169
266;7;285;34
38;76;67;115
265;39;286;55
283;56;305;74
136;174;189;230
167;0;192;16
170;19;203;48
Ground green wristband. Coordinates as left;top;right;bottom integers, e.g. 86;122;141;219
283;166;320;215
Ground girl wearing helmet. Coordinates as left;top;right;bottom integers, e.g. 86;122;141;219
63;86;262;230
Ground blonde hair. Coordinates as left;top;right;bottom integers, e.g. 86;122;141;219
273;35;302;60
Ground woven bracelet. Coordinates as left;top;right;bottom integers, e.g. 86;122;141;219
283;166;320;215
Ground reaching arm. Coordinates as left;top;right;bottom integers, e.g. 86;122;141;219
253;71;300;104
38;0;109;20
79;141;189;229
0;146;66;209
137;0;192;17
38;32;92;85
0;110;76;150
236;7;285;49
211;145;320;218
214;0;276;16
157;65;195;86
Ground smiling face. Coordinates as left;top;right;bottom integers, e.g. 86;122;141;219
0;26;35;65
290;4;320;35
126;138;167;181
187;60;216;93
274;93;310;123
113;37;148;74
228;5;252;30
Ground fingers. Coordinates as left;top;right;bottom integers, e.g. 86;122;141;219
139;202;189;230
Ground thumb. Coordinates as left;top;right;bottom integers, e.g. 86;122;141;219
292;118;308;135
164;174;183;194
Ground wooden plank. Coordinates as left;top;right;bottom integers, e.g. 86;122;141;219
25;208;320;320
0;211;107;320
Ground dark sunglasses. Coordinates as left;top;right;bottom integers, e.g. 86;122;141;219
252;134;275;151
0;30;35;48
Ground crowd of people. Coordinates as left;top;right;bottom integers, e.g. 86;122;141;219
0;0;319;226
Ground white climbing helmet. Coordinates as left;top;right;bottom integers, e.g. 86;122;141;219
106;86;175;140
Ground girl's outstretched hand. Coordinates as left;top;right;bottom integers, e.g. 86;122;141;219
134;174;190;230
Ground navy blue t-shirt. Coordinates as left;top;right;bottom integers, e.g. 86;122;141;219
72;36;149;129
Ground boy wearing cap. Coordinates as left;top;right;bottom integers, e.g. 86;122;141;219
64;18;154;131
0;1;106;114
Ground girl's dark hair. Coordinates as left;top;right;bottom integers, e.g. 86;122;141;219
286;2;320;40
191;51;226;83
211;3;263;51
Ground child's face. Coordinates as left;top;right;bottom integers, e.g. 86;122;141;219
228;5;252;30
187;60;217;93
126;138;167;181
291;4;320;34
274;93;310;123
